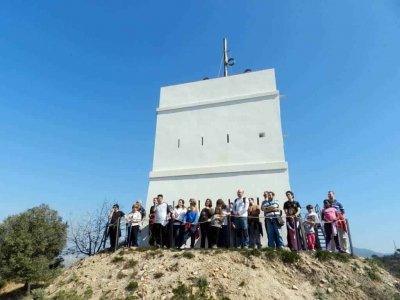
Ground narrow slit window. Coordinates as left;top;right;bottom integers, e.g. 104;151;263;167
178;139;180;148
201;137;204;145
227;134;230;143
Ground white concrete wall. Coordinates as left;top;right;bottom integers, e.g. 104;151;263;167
145;68;290;247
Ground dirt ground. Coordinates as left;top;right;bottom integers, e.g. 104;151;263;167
40;247;400;300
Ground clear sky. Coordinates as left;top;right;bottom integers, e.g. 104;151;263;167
0;1;399;254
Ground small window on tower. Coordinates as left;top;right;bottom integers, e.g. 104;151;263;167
178;139;180;148
259;132;265;138
227;134;230;143
201;137;204;146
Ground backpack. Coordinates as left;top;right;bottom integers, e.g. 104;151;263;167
234;197;247;204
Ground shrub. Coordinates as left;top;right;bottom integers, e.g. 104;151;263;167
83;287;93;299
0;278;7;289
144;249;162;259
263;248;278;260
332;252;349;263
111;256;125;263
124;259;138;269
367;270;381;281
194;276;207;289
31;288;46;300
117;271;126;279
315;250;332;262
154;272;164;279
182;251;195;259
239;280;246;287
172;282;190;298
279;250;300;264
126;281;138;291
68;273;79;283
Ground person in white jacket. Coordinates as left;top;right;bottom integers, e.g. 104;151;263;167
232;189;249;248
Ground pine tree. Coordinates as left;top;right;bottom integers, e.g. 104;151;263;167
0;204;68;294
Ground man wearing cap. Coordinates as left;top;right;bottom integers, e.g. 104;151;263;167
108;204;126;250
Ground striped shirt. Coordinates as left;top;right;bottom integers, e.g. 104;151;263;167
262;199;280;218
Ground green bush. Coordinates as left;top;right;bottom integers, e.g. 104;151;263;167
194;276;207;289
263;248;278;260
172;282;190;298
31;288;46;300
367;270;381;281
124;259;138;269
0;278;7;289
182;251;195;259
279;250;301;264
315;250;332;262
111;256;125;263
126;281;138;291
154;272;164;279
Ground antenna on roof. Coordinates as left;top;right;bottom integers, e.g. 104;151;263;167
223;38;235;77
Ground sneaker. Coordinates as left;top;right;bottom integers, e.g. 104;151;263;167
180;244;186;250
212;245;217;249
339;249;346;253
243;246;249;249
237;246;242;249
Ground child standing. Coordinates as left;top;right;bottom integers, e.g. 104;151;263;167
180;198;199;249
321;200;345;253
209;207;224;248
287;217;297;251
303;215;316;251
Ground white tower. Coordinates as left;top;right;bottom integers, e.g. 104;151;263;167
145;40;290;247
146;68;290;205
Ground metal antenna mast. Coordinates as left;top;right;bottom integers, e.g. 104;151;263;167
223;38;235;77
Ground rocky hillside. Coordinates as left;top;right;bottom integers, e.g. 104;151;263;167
42;247;399;300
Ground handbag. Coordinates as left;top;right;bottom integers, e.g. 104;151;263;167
277;211;285;227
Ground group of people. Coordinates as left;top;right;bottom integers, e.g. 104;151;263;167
107;190;349;254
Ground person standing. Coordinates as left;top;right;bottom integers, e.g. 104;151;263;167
283;191;302;250
108;204;126;251
135;200;146;246
208;207;224;248
127;204;142;248
327;191;348;252
154;194;170;248
263;192;284;249
248;198;262;249
232;189;249;249
199;199;214;248
172;199;187;248
148;198;157;246
261;191;270;240
216;199;231;248
229;202;237;248
321;200;345;253
181;198;199;249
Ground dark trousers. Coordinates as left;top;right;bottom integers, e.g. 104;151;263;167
129;226;139;247
154;223;168;247
174;224;185;248
248;222;262;249
324;223;341;251
217;225;229;248
109;225;120;249
126;225;131;246
200;223;211;248
149;224;155;246
209;226;221;247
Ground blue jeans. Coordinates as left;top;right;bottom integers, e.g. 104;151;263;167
266;218;284;248
137;230;142;246
183;226;197;248
235;217;249;247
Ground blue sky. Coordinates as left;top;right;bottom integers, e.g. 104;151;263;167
0;1;399;253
